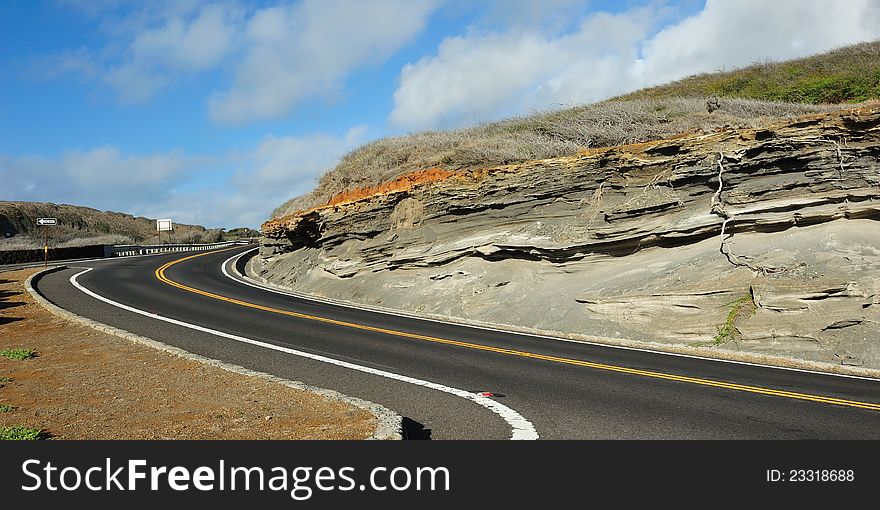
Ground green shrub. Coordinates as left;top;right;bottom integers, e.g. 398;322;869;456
0;426;44;440
713;294;757;345
0;349;37;360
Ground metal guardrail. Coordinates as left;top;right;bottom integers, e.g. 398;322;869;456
107;240;251;257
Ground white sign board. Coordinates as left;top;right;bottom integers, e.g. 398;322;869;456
36;218;57;226
157;219;173;232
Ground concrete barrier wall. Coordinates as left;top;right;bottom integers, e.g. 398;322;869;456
0;241;248;265
0;244;107;265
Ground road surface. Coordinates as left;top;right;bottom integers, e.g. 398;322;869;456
33;245;880;439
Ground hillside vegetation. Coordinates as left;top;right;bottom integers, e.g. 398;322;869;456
272;40;879;220
0;201;217;250
616;40;880;104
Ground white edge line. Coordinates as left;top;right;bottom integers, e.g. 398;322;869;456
25;266;401;440
223;248;880;383
69;267;538;440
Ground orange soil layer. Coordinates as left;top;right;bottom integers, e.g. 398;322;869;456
325;168;454;208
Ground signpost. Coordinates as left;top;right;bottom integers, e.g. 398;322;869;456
36;218;57;267
157;219;173;244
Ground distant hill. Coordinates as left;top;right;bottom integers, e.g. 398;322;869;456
0;201;216;249
224;227;261;239
615;40;880;104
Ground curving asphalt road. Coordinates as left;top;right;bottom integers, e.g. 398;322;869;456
32;245;880;439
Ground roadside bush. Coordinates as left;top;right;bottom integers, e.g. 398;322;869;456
165;229;223;244
0;426;44;440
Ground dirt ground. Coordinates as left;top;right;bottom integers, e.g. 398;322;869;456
0;269;376;439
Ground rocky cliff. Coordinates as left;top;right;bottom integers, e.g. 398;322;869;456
257;105;880;371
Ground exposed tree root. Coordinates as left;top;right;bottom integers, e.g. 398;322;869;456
710;152;783;275
823;137;848;179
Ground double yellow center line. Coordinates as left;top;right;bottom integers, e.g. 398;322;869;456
156;247;880;412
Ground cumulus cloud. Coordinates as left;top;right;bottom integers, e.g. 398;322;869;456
207;0;438;124
155;126;367;227
0;127;367;228
639;0;880;84
40;0;438;119
105;2;244;103
392;8;652;128
391;0;880;130
234;126;367;194
128;3;241;71
206;126;369;226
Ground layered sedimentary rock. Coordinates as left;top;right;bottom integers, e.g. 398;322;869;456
258;106;880;369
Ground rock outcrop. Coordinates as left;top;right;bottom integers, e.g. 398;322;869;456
258;105;880;370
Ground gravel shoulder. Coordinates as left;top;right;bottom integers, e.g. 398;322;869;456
0;268;380;440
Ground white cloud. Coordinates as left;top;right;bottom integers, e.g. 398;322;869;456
0;147;195;213
128;2;241;71
392;9;652;128
0;127;367;228
57;0;211;36
235;125;367;194
136;126;368;227
392;32;563;128
41;0;438;120
640;0;880;84
104;1;244;103
391;0;880;130
207;0;438;124
103;64;174;104
201;125;368;226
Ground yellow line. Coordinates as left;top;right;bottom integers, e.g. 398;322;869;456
155;247;880;412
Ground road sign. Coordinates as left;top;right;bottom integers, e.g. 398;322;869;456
36;218;57;267
157;219;173;232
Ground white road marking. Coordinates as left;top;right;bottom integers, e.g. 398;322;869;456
68;267;539;440
222;249;880;383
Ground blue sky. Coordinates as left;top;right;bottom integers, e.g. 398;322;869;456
2;0;879;229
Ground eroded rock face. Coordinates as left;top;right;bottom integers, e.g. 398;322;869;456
258;106;880;369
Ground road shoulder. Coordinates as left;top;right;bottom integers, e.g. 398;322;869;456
0;267;400;439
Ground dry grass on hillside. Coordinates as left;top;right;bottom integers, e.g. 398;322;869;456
271;40;880;220
273;97;838;217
